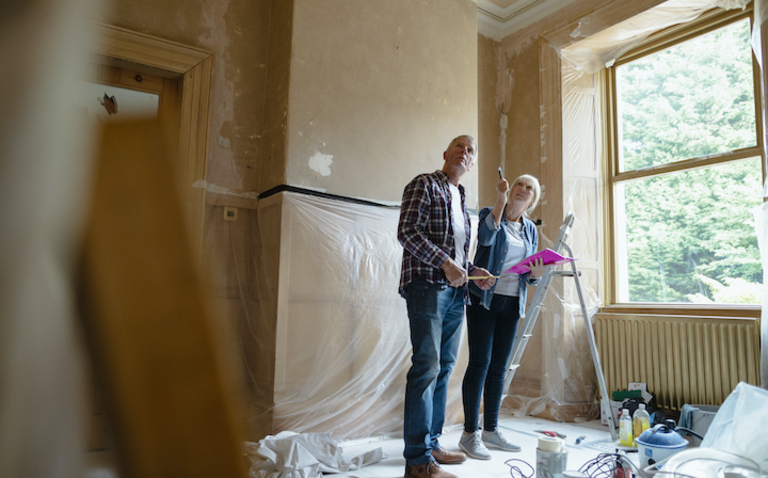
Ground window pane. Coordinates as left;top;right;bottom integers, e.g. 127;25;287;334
616;18;756;172
614;158;763;303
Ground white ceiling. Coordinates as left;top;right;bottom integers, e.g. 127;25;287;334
474;0;580;41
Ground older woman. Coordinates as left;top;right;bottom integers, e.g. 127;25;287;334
458;174;544;460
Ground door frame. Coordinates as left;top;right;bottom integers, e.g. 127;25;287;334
86;23;213;249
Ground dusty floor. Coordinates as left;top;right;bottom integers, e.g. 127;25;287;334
333;414;636;478
84;413;642;478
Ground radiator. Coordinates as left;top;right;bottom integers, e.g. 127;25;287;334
594;313;761;411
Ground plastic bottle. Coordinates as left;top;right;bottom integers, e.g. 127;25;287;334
633;404;651;445
619;408;634;446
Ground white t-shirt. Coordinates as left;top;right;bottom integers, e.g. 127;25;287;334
448;182;466;267
494;220;526;297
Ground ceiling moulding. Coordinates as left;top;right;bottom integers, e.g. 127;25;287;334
477;0;581;42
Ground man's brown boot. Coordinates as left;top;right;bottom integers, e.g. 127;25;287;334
404;461;458;478
431;447;467;464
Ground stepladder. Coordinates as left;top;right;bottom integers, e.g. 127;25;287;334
502;213;618;440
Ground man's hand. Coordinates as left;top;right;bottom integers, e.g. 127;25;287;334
528;258;545;279
470;267;496;290
440;257;468;287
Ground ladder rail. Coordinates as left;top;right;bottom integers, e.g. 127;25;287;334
500;213;618;440
503;213;573;387
561;242;618;439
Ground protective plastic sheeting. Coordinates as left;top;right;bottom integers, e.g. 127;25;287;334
504;0;761;421
560;0;750;74
241;192;474;440
754;201;768;388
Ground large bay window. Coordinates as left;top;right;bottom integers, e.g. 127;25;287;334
606;8;766;305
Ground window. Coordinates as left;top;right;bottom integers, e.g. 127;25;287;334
606;8;765;305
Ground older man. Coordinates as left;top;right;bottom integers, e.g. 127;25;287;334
397;135;495;478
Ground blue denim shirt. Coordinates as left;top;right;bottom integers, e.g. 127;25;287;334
468;206;540;317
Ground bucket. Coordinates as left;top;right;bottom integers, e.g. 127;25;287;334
536;436;568;478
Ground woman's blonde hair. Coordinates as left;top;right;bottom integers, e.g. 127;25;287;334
512;174;541;217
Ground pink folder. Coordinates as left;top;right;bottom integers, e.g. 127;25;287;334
504;249;575;274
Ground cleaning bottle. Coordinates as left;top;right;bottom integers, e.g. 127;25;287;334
619;408;634;447
633;404;651;446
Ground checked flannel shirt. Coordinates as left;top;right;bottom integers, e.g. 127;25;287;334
397;170;475;303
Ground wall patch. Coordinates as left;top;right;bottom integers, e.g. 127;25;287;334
308;151;333;176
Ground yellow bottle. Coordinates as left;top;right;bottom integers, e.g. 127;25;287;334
633;404;651;446
619;408;634;447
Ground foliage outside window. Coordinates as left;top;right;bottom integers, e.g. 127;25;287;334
608;11;765;305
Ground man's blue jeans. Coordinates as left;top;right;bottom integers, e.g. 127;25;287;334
403;277;466;466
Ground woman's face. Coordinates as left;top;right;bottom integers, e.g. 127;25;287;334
510;180;535;208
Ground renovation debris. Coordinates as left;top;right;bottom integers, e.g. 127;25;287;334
245;431;383;478
535;429;567;439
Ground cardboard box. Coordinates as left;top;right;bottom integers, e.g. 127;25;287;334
601;399;623;427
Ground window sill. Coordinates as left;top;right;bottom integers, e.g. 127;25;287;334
599;303;761;319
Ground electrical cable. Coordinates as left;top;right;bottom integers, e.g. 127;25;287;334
578;452;648;478
505;458;534;478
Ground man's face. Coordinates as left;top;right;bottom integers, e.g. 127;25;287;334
443;136;477;176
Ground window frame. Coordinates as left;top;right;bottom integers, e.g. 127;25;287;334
602;6;766;314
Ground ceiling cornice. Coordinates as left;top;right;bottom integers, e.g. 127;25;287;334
475;0;580;42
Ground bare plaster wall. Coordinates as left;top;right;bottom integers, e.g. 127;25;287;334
285;0;480;207
101;0;272;194
496;0;630;190
260;0;293;193
99;0;278;441
477;34;502;210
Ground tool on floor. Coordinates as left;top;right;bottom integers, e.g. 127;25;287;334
502;213;618;440
535;430;567;439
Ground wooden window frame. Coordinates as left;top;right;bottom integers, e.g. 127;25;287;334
601;6;766;315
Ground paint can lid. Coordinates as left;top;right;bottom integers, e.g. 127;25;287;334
537;436;563;452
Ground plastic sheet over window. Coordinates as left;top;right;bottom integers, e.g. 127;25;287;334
504;0;763;421
754;202;768;388
560;0;750;74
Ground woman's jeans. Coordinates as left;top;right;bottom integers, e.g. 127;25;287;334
403;277;466;466
462;293;520;433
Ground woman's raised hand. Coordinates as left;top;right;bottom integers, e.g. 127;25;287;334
497;178;510;198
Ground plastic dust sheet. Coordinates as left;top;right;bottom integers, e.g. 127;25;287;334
503;64;605;422
210;190;477;441
271;192;413;439
245;431;384;478
559;0;751;75
504;0;764;421
754;201;768;388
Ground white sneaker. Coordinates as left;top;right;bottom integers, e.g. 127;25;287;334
482;429;521;452
459;431;491;460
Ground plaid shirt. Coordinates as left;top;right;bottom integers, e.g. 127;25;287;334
397;170;474;302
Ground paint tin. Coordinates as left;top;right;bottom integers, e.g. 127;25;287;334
536;437;568;478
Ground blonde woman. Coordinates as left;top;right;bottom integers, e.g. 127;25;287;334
458;174;544;460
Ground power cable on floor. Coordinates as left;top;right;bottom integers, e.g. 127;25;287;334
505;458;534;478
